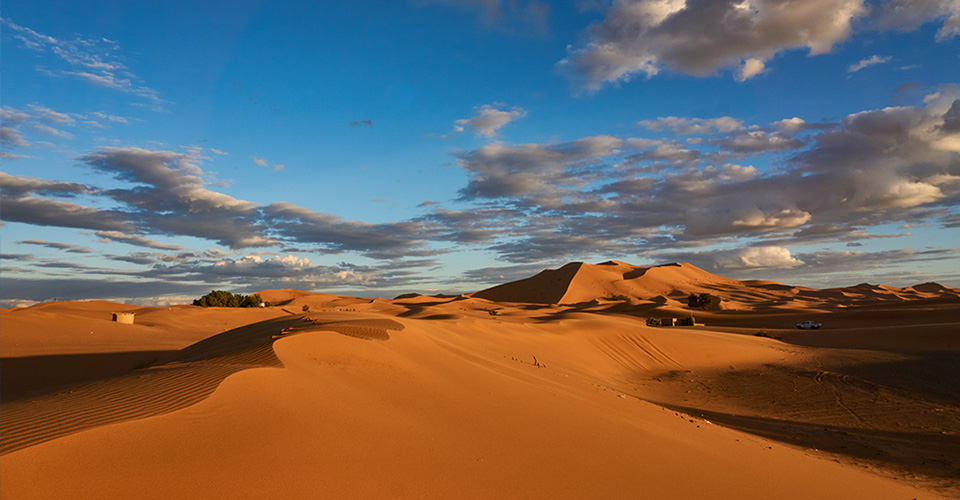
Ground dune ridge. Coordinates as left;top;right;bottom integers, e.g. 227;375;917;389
473;260;960;314
1;313;404;455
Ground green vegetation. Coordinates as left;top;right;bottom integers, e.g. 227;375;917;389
645;317;660;327
302;304;310;312
193;290;264;308
606;294;631;301
686;292;721;310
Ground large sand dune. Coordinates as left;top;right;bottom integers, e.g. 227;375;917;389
2;261;959;498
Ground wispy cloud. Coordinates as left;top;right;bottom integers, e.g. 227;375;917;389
3;147;439;260
95;230;188;251
639;116;744;135
0;152;30;160
848;55;892;73
2;18;163;105
0;127;29;148
18;240;94;254
253;156;284;171
0;104;136;151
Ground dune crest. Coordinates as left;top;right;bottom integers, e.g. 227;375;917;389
472;261;734;305
472;260;960;312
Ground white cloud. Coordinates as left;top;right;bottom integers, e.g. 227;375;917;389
27;104;76;125
253;156;283;170
208;254;377;285
774;117;806;133
847;55;892;73
732;208;812;229
28;123;75;140
454;104;527;137
90;111;129;124
0;127;29;148
559;0;959;89
3;18;162;104
639;116;744;135
711;130;804;152
717;246;805;269
876;0;960;41
0;106;31;125
2;104;133;143
559;0;868;89
734;58;766;82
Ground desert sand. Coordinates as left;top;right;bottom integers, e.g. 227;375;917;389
2;261;958;499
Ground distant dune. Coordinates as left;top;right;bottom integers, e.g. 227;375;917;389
472;261;740;304
473;260;960;312
2;261;958;499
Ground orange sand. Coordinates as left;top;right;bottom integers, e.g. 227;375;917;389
2;262;958;498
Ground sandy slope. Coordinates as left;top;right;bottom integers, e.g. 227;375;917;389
0;302;288;396
0;301;289;357
2;314;948;499
2;263;959;498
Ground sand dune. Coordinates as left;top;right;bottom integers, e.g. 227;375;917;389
472;261;740;305
475;260;960;316
1;313;404;456
2;261;958;498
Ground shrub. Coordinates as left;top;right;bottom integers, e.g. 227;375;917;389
302;304;310;312
754;330;781;339
239;294;264;308
607;294;631;301
687;292;721;310
646;317;660;326
193;290;263;308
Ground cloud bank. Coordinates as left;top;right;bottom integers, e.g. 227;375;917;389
558;0;960;89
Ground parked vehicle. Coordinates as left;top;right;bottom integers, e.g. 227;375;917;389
796;320;822;329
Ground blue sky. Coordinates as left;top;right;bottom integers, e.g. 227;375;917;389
2;0;960;306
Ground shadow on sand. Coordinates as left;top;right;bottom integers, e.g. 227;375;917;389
653;401;960;495
0;314;403;456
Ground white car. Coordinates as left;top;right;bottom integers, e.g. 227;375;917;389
796;320;822;329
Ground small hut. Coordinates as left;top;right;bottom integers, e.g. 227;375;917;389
659;317;675;327
112;312;135;324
